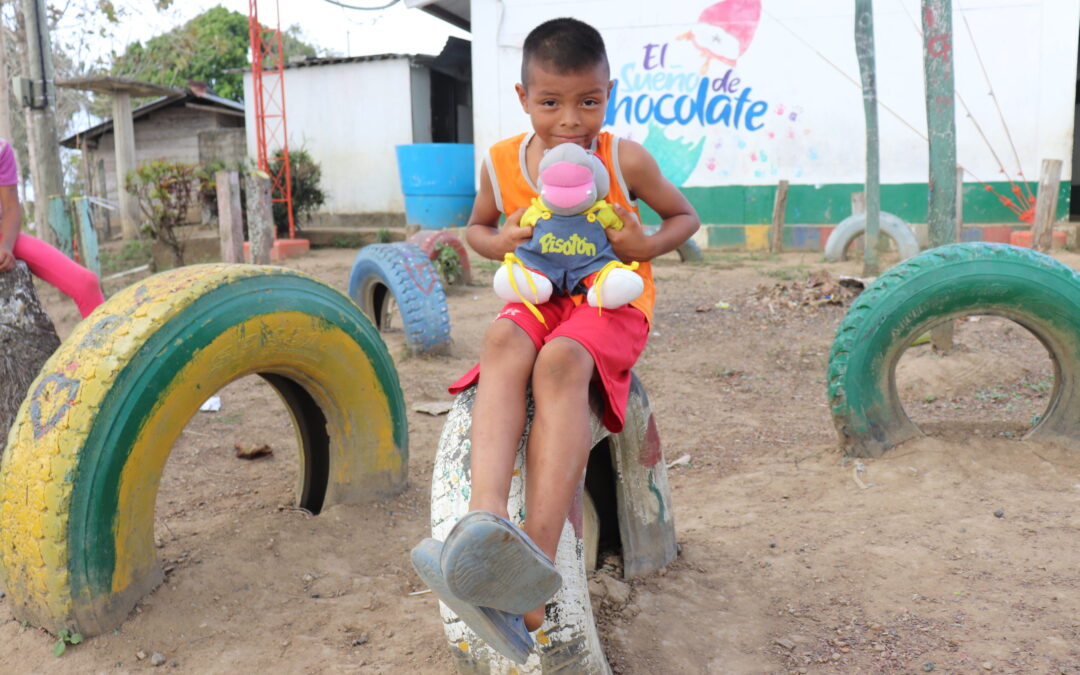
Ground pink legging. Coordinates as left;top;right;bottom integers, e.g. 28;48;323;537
8;232;104;318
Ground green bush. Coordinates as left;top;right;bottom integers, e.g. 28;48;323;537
432;241;463;285
99;240;152;276
268;148;326;236
125;160;209;267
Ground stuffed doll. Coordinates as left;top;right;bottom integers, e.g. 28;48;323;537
494;142;644;324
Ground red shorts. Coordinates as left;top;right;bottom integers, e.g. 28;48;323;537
449;295;650;433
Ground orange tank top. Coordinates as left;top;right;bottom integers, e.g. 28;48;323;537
485;131;655;323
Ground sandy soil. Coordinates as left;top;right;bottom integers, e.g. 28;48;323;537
2;243;1079;674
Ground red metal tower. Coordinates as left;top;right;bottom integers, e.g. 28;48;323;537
248;0;295;239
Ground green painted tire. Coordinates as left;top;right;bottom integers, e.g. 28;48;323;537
0;264;408;637
828;243;1080;457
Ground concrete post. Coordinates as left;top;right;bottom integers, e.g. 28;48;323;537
112;91;140;240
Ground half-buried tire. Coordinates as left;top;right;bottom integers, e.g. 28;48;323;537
0;264;408;637
823;211;920;263
429;375;677;674
644;225;704;263
408;229;472;285
348;242;452;354
828;243;1080;457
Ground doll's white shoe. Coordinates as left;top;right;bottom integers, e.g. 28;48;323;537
587;265;644;310
494;262;553;305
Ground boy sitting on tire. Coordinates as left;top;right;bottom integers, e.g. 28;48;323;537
411;17;699;664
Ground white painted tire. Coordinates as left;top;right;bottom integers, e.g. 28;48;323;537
823;211;920;263
643;225;704;262
430;376;676;674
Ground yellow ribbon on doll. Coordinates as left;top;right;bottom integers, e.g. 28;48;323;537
590;259;640;316
501;252;548;326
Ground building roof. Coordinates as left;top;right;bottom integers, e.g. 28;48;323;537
280;53;416;70
247;37;471;81
59;88;244;149
56;76;183;98
403;0;469;32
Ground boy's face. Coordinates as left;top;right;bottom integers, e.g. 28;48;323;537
516;60;612;150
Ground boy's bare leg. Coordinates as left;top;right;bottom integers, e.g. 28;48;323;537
522;336;595;630
467;318;539;519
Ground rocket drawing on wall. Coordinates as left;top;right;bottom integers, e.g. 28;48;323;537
678;0;762;73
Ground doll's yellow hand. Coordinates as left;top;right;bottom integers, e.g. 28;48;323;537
594;204;623;230
520;199;550;228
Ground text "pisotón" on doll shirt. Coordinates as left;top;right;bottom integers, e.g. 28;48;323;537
538;232;597;256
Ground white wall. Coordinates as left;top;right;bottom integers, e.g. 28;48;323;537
411;66;433;143
243;58;416;215
471;0;1078;187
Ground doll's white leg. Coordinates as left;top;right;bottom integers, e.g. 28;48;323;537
494;264;553;305
587;267;644;309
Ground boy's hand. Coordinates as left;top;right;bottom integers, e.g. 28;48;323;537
498;207;533;257
605;204;654;262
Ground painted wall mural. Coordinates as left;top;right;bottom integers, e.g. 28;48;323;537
603;0;819;188
475;0;1076;223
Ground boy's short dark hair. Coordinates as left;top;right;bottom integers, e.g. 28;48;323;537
521;17;610;88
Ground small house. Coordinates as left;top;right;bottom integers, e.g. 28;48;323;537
241;36;472;228
60;84;246;232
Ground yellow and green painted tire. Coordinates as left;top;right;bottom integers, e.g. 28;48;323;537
0;264;407;637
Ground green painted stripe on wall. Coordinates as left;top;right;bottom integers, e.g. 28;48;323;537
640;181;1070;226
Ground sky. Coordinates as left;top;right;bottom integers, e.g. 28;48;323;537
61;0;469;65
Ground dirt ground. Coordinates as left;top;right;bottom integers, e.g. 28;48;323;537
2;242;1079;674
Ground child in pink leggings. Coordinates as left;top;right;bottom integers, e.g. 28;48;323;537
0;140;104;318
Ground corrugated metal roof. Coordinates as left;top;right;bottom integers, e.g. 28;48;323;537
281;53;416;70
60;90;244;148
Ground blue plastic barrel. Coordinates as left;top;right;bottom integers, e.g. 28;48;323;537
395;143;476;229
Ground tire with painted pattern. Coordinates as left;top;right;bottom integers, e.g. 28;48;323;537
429;375;677;674
823;211;920;262
0;264;408;637
348;242;452;354
644;225;704;263
828;242;1080;456
408;230;473;285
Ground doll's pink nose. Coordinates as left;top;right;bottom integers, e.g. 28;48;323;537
540;162;594;208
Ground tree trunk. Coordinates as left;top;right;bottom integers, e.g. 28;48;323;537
0;261;60;456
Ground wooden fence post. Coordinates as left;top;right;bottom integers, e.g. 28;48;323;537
1031;158;1062;252
922;0;958;248
855;0;881;276
769;180;789;253
955;165;964;243
73;197;101;278
929;165;967;351
47;196;74;259
217;171;244;264
245;171;274;265
851;191;866;216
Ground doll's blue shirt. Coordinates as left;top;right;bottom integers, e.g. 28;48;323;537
513;213;619;293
